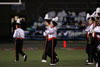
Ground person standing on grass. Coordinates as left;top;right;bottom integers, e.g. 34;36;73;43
94;18;100;67
43;17;59;66
93;7;100;67
85;13;94;65
41;14;52;63
13;22;27;62
85;11;100;66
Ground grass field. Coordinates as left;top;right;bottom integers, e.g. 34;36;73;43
0;48;95;67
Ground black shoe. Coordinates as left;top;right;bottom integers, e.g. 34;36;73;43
24;55;27;62
55;58;59;63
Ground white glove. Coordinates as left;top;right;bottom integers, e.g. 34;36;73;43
43;32;47;36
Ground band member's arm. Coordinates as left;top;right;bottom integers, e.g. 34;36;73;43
13;30;17;38
43;32;48;36
85;26;90;32
85;24;94;33
45;28;57;34
94;26;100;33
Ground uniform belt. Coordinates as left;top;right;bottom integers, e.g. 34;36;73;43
48;37;56;40
98;38;100;40
16;38;24;40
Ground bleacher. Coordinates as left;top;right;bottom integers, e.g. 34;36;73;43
24;11;87;40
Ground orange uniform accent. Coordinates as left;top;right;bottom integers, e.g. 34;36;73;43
94;24;97;38
48;37;56;41
98;38;100;40
94;32;97;38
87;32;89;39
15;38;24;40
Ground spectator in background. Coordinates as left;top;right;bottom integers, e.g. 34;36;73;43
11;18;15;33
11;16;19;33
79;21;86;30
47;11;56;18
11;16;26;34
20;17;26;30
57;10;67;25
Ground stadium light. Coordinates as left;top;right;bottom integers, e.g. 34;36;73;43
0;0;22;5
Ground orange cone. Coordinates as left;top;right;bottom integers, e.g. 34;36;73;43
63;41;67;48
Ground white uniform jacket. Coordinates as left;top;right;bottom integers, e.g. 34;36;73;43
43;27;57;40
13;28;24;39
94;26;100;39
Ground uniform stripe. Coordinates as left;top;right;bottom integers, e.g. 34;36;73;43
43;37;47;59
52;39;54;63
15;39;16;60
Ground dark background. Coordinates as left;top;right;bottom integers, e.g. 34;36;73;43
0;0;99;41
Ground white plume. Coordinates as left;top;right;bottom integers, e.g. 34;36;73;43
52;17;59;22
44;14;51;20
96;7;100;13
86;13;91;19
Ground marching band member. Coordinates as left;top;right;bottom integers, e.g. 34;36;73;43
85;13;94;65
41;14;52;63
13;23;27;62
85;12;99;65
94;23;100;67
43;17;59;66
94;7;100;67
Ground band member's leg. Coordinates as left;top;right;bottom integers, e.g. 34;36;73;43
19;40;26;56
42;39;48;60
15;39;19;61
